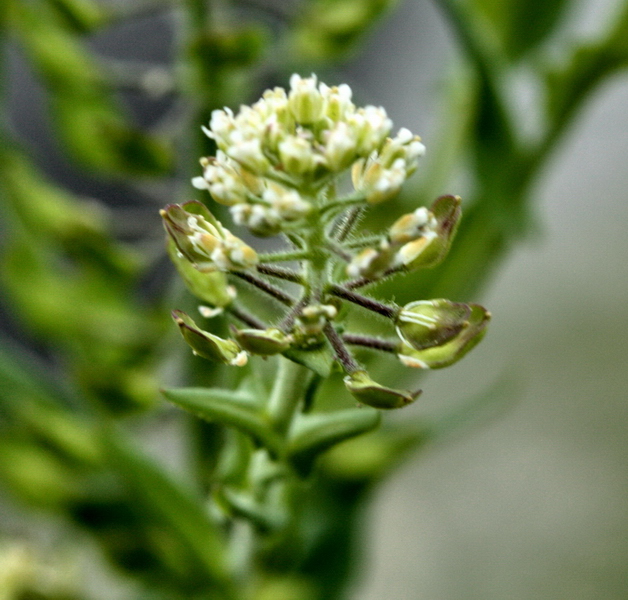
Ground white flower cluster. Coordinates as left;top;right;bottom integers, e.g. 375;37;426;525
193;74;425;235
185;214;258;272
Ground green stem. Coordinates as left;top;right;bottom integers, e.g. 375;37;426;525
257;250;313;263
266;357;311;436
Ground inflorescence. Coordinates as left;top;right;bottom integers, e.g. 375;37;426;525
161;74;490;409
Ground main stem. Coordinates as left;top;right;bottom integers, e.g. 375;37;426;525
266;357;311;436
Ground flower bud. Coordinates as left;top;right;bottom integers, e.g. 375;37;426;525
172;310;247;366
193;156;249;206
230;203;281;237
393;195;461;270
292;304;337;346
396;304;490;369
343;370;420;409
288;74;325;124
320;82;354;122
396;299;471;351
346;242;395;279
161;201;258;271
352;156;406;204
278;135;318;176
233;327;292;355
227;138;270;175
324;122;358;171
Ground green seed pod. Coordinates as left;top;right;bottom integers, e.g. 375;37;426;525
343;370;420;410
234;328;292;356
167;239;233;307
172;310;247;366
396;299;471;351
396;304;491;369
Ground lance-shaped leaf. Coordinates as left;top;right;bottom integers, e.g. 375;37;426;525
395;299;471;351
161;388;283;456
397;304;491;369
172;310;247;366
288;408;381;475
394;195;461;270
344;370;420;410
283;342;334;378
104;430;234;594
219;487;287;532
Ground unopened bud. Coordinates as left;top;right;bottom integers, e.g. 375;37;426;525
393;195;461;270
288;74;325;124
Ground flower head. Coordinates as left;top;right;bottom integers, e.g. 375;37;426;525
162;74;488;409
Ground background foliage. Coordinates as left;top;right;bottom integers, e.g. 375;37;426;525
1;1;628;599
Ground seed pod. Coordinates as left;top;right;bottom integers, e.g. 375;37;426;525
172;310;247;366
344;370;420;409
234;328;292;356
396;304;491;369
395;299;471;351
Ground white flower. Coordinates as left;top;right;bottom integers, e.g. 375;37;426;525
278;134;317;175
324;122;358;171
288;74;325;124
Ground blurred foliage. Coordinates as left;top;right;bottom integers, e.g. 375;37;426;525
1;0;628;599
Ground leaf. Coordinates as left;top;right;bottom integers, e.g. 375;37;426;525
162;387;283;456
288;408;381;475
470;0;570;59
104;429;234;596
283;343;334;378
47;0;109;33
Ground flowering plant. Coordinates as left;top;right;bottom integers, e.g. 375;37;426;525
163;75;489;414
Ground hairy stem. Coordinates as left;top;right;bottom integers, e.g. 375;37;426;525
231;270;296;306
329;284;397;319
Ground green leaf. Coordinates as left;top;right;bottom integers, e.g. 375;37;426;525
283;343;334;378
288;0;400;64
220;487;286;532
0;150;140;279
52;92;173;176
162;387;283;456
47;0;109;33
470;0;570;59
104;429;235;597
288;408;381;475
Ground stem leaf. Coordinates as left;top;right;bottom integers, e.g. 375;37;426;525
162;388;283;456
288;408;381;475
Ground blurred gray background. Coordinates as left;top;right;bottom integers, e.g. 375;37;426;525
344;1;628;598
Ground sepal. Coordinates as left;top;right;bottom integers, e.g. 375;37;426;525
167;239;234;307
161;201;257;272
